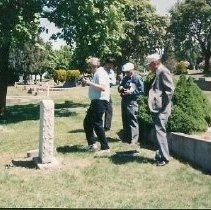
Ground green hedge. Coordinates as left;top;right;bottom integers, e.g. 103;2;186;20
53;69;81;83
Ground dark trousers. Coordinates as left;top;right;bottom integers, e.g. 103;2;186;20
83;99;109;150
104;97;113;130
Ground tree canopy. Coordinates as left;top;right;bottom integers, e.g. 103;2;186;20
0;0;44;115
45;0;125;70
169;0;211;72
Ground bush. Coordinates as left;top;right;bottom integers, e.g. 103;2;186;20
138;72;155;140
143;71;155;95
175;61;188;75
53;69;67;83
168;75;211;134
66;70;81;81
138;74;211;135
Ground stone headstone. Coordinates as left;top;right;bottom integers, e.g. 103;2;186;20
39;100;54;163
33;99;59;169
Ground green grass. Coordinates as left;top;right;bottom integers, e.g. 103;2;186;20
1;84;211;208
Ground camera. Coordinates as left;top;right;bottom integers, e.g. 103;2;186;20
78;74;91;86
119;84;131;93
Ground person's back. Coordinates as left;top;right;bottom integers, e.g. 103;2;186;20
103;57;116;131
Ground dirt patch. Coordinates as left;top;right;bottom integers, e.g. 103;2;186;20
3;153;93;177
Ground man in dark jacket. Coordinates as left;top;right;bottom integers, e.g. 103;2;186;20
118;62;144;145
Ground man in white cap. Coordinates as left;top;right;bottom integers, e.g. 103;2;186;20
118;62;144;145
146;53;174;166
82;57;110;155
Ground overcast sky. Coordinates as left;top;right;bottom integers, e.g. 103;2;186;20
40;0;179;49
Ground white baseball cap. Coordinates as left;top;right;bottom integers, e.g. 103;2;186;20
122;62;134;72
145;53;161;65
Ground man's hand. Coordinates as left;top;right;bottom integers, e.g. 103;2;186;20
122;88;131;95
81;78;91;86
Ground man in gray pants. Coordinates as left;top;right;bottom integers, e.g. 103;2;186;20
118;62;144;145
146;53;174;166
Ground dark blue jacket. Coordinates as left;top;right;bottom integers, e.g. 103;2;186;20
119;73;144;101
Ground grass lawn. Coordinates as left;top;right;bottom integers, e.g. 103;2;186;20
0;84;211;208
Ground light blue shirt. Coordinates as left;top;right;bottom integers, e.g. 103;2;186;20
89;67;110;101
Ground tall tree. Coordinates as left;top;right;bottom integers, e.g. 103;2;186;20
45;0;125;70
0;0;44;116
169;0;211;73
120;0;167;66
10;38;53;83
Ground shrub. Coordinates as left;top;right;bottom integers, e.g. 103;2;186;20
143;71;155;95
175;61;188;75
168;75;211;134
138;72;155;140
138;74;211;135
53;69;67;83
66;70;81;81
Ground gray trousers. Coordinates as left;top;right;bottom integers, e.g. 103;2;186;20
121;100;139;143
152;111;170;161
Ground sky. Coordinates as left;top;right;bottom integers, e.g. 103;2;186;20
40;0;179;49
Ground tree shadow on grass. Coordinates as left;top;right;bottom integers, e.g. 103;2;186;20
68;129;84;133
57;144;88;154
55;100;89;109
110;150;155;165
107;137;121;143
1;100;87;124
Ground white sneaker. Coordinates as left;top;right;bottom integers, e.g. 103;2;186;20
88;143;98;152
95;149;110;157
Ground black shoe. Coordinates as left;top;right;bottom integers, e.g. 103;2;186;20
156;160;168;166
104;128;110;131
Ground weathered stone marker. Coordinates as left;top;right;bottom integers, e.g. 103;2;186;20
12;99;59;169
33;99;59;169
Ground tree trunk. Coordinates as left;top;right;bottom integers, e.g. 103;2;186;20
0;45;10;116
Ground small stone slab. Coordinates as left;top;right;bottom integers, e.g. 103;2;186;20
33;156;60;170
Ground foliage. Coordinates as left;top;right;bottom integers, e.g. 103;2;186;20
138;95;153;134
50;46;73;70
9;38;53;79
143;71;155;95
138;73;211;135
53;69;81;83
45;0;125;70
175;61;188;75
168;75;211;134
0;0;44;115
120;0;167;65
66;70;81;81
138;71;155;138
53;69;67;83
169;0;211;73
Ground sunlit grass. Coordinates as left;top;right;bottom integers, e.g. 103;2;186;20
0;84;211;208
